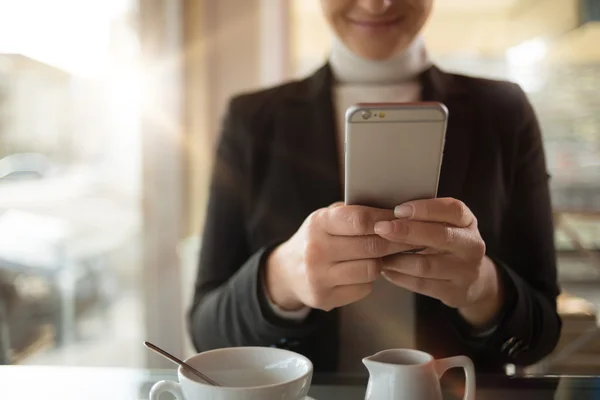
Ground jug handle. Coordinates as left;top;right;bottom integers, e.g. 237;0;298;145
434;356;476;400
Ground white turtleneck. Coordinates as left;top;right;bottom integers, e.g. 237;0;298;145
330;35;432;174
329;34;431;84
265;36;433;372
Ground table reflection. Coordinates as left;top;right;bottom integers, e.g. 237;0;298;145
0;366;599;400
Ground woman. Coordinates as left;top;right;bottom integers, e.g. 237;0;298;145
189;0;561;374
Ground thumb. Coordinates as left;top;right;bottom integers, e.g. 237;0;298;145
328;201;345;209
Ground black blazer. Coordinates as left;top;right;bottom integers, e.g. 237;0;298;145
189;64;562;373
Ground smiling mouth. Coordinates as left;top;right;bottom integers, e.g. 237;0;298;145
347;16;403;29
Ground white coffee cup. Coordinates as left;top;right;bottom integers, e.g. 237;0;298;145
149;346;313;400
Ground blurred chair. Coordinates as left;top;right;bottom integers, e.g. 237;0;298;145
178;235;202;359
0;296;9;364
525;291;600;375
0;273;16;364
554;211;600;273
0;268;56;364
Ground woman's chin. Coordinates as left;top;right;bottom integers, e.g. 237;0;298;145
347;44;403;61
344;33;414;61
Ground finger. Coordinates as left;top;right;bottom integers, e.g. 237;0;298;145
382;253;455;280
400;247;443;255
417;247;443;255
322;205;395;236
328;201;344;209
328;258;382;286
325;235;418;261
374;219;484;260
330;282;374;308
382;270;451;301
394;198;475;228
400;247;426;254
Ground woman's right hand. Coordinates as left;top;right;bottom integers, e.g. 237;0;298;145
264;202;415;312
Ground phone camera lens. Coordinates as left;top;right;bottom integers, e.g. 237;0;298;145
361;111;372;120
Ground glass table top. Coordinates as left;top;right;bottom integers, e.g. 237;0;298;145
0;366;599;399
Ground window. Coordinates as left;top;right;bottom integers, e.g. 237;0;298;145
0;0;143;367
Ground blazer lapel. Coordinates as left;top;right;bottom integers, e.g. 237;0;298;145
420;66;475;200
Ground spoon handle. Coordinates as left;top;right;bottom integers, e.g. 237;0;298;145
144;341;220;386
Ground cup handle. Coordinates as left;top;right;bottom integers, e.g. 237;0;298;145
149;380;184;400
434;356;476;400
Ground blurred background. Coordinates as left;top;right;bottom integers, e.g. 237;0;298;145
0;0;598;375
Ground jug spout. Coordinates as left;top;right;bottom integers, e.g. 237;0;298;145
363;351;388;369
362;349;443;400
362;350;399;376
363;350;393;364
363;348;434;368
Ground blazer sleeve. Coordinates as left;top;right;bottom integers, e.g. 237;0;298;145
451;85;562;366
188;99;319;352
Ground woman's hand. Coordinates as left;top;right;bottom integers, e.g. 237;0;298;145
265;203;416;312
374;198;504;328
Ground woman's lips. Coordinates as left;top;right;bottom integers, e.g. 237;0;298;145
347;16;403;32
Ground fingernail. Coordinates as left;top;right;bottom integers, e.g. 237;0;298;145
394;204;413;218
374;221;393;235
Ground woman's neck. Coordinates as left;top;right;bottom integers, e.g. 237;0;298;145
329;36;432;85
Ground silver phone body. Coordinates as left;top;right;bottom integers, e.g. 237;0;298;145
344;102;448;209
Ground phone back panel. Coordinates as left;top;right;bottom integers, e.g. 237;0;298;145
344;103;448;209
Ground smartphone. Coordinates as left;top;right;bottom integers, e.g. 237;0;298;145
344;102;448;209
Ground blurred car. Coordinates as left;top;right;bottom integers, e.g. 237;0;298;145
0;152;139;363
0;152;58;182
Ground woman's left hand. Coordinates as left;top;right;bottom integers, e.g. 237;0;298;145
373;197;504;328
